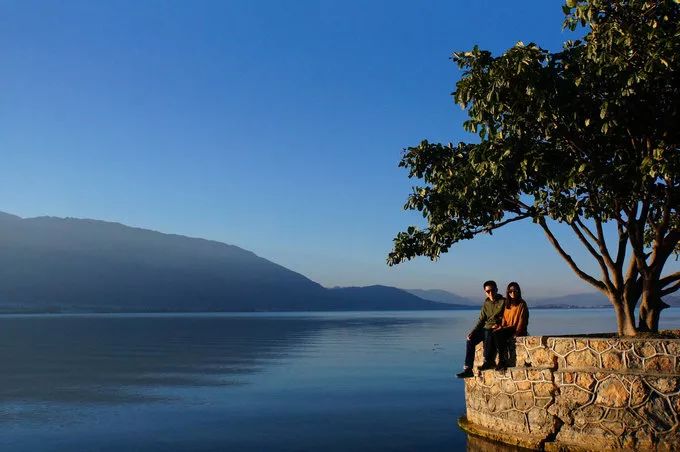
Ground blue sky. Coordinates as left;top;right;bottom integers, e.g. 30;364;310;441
3;1;672;299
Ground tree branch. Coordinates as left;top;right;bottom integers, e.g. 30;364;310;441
660;271;680;288
593;217;620;284
615;218;628;272
661;280;680;297
539;218;607;292
473;213;531;235
570;221;614;290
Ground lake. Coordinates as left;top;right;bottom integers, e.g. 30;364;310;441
1;309;679;451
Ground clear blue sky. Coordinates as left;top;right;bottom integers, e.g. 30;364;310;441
2;1;674;299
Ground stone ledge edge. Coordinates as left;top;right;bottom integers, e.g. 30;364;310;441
476;366;680;377
458;415;545;450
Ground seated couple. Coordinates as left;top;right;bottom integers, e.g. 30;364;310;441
456;280;529;379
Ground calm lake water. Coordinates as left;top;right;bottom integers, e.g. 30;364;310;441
1;308;679;451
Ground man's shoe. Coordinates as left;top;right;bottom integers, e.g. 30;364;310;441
495;362;507;371
456;368;474;378
477;362;494;371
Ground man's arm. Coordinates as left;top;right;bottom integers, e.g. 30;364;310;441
467;303;487;339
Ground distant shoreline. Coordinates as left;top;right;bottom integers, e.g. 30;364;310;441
0;305;643;315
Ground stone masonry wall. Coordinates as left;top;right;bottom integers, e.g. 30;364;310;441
462;333;680;451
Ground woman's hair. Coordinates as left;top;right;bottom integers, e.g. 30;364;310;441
506;282;522;306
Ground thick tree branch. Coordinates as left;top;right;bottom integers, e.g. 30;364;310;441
570;221;614;290
615;219;628;272
661;281;680;297
594;217;620;284
539;218;607;292
660;271;680;288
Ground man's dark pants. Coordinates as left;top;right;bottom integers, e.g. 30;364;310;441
493;327;515;365
464;328;496;368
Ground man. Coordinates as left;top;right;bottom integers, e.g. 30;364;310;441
456;280;505;378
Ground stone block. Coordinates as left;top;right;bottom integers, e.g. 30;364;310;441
501;378;517;394
621;410;646;429
595;377;628;408
514;346;530;367
575;372;596;391
513;391;535;412
547;399;573;424
495;393;513;412
534;382;554;398
645;376;679;394
590;339;610;352
527;407;552;432
638;395;675;433
634;341;659;358
566;348;599;368
510;369;526;381
582;424;609;437
524;336;542;349
601;420;625;436
504;409;527;426
489;382;501;395
529;348;557;368
594;371;609;381
560;385;592;405
603;407;624;421
672;394;680;412
534;396;552;408
665;341;680;356
644;355;674;374
612;340;632;352
601;350;623;370
630;377;650;407
516;380;531;391
579;403;605;421
552;338;575;356
527;369;544;381
575;339;588;350
626;350;643;369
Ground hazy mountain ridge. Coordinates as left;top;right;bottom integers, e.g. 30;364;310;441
406;287;680;309
0;212;450;312
404;288;476;306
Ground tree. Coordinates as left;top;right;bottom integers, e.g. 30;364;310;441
387;0;680;336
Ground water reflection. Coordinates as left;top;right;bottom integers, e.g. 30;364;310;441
0;309;677;451
0;315;439;405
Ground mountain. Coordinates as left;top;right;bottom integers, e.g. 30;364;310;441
329;285;466;310
530;293;680;309
405;288;475;306
0;212;450;312
530;293;610;308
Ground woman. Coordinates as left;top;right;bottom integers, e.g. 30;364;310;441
492;282;529;370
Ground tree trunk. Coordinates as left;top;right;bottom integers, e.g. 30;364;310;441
638;291;669;332
612;295;637;336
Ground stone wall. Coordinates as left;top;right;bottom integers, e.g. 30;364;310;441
460;333;680;451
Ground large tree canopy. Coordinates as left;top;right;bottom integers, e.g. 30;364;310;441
388;0;680;336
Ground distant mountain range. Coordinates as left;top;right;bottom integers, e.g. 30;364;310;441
405;287;680;309
0;211;676;314
404;289;476;306
0;212;452;313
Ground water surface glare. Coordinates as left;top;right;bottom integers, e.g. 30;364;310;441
1;309;678;451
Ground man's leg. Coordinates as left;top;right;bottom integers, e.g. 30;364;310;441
482;328;497;365
463;329;484;369
494;328;513;368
